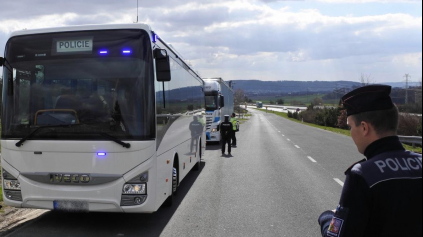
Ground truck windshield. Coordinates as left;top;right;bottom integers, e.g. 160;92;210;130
2;29;155;141
205;95;218;111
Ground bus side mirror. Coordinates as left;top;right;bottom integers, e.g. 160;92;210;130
154;49;171;82
0;57;4;67
220;96;225;108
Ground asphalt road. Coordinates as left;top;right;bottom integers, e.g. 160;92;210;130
1;109;364;237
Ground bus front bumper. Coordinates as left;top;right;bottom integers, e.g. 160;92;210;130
2;157;160;213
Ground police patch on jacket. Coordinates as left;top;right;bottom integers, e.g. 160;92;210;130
327;217;344;237
326;205;349;237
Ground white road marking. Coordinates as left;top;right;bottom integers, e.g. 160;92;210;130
334;178;344;187
295;145;300;149
307;156;317;163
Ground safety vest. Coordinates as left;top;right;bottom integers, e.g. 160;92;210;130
230;118;238;131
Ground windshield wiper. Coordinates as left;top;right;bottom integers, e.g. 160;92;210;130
15;124;81;147
99;133;131;149
15;125;131;149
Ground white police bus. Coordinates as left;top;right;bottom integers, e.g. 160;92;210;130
0;24;205;213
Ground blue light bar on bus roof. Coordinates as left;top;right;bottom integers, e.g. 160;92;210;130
122;50;132;54
99;50;108;55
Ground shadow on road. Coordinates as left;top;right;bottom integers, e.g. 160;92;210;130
1;162;206;237
205;143;221;151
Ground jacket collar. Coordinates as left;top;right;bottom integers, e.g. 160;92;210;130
363;136;405;160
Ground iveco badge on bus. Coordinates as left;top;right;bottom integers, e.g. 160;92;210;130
56;38;93;53
50;174;91;183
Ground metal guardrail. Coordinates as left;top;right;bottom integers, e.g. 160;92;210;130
398;136;422;148
261;105;308;112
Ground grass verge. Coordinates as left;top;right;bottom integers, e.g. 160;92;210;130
256;108;422;154
0;167;2;202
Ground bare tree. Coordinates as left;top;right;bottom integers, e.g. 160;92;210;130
360;73;374;86
234;89;246;117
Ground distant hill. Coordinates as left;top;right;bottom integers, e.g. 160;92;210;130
231;80;416;95
382;82;420;89
231;80;361;94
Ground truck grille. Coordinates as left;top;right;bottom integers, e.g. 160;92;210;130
206;117;213;130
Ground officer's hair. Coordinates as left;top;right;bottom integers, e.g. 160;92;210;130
351;106;399;135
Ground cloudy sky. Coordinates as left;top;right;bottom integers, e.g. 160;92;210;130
0;0;421;83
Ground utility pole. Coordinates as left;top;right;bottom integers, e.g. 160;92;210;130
404;74;411;104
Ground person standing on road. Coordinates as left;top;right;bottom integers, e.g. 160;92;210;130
230;113;238;147
318;85;422;237
219;115;233;155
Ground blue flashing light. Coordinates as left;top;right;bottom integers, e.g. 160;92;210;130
153;33;159;43
122;50;132;54
97;152;107;156
99;50;108;55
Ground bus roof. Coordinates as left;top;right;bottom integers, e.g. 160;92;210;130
9;23;152;38
6;23;204;83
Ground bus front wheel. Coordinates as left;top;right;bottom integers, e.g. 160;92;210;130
165;165;178;207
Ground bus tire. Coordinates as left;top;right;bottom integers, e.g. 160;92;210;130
172;166;178;196
164;166;178;207
195;139;202;171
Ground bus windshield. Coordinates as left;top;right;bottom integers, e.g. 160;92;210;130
2;29;155;141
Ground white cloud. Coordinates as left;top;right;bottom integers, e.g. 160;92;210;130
0;0;421;82
314;0;420;3
261;0;421;3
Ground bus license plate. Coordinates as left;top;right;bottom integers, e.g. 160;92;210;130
53;200;89;212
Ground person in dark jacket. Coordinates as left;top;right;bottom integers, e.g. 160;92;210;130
318;85;422;237
219;115;233;155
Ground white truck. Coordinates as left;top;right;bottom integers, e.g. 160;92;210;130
203;78;234;143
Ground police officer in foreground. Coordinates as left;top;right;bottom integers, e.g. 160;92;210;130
219;115;233;155
318;85;422;237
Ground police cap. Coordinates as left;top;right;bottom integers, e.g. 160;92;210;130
341;85;394;116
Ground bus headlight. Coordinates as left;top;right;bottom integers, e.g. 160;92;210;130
121;172;148;206
2;169;21;191
4;180;21;190
2;168;23;202
122;184;146;195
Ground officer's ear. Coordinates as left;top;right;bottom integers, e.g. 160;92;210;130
361;121;371;136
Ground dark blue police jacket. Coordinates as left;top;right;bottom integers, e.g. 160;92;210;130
319;136;422;237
